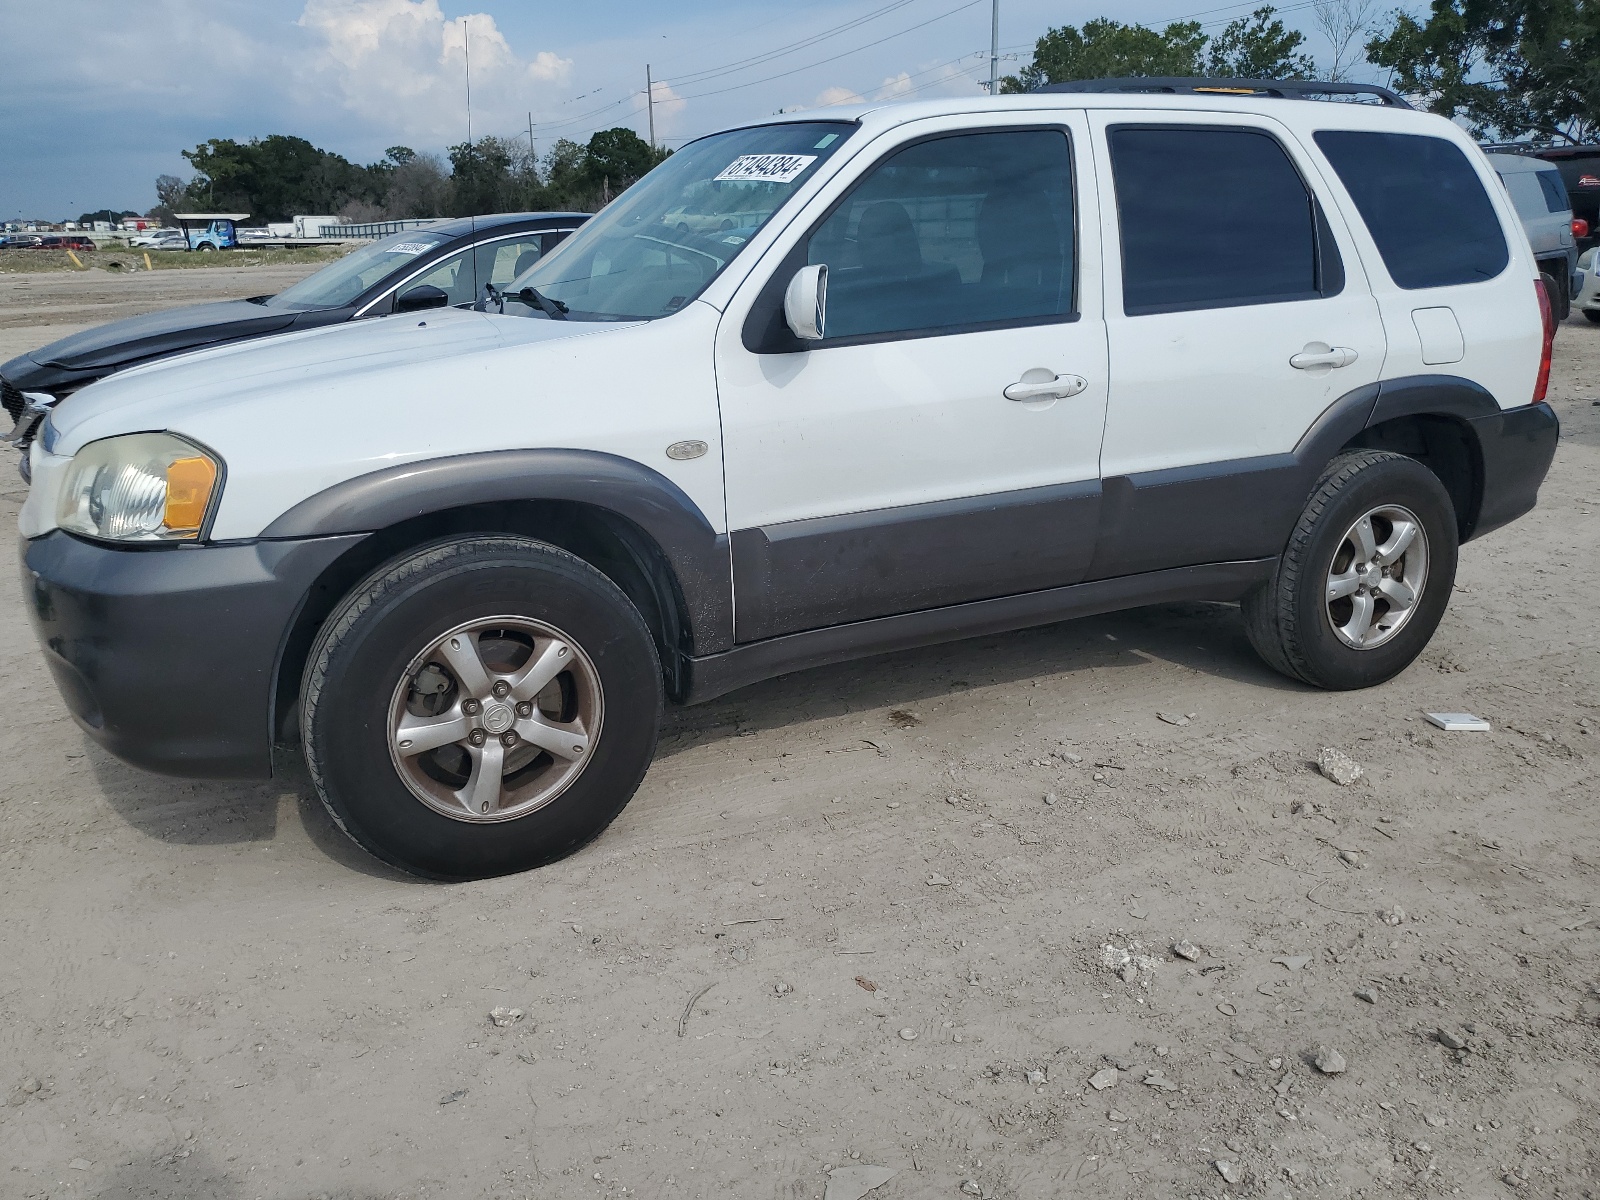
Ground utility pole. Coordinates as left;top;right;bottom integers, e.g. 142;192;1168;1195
646;65;657;149
528;111;535;156
988;0;1000;95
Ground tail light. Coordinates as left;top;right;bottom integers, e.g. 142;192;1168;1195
1574;218;1590;239
1533;278;1555;404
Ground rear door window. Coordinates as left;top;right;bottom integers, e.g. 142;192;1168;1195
1536;169;1571;213
1314;130;1509;289
1108;125;1337;315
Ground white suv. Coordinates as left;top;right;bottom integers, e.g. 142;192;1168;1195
18;82;1560;879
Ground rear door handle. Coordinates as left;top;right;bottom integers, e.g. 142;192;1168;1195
1004;373;1088;401
1289;343;1359;370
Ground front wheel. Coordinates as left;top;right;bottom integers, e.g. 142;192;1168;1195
301;536;662;879
1242;450;1458;690
1584;308;1600;325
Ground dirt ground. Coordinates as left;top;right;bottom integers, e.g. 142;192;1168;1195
1;266;1596;1200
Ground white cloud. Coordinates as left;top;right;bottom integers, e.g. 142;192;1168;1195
813;85;866;108
296;0;572;142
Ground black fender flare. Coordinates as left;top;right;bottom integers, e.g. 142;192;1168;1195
260;448;733;655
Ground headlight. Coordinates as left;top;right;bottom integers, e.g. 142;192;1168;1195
57;432;221;542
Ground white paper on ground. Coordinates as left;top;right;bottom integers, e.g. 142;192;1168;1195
1424;712;1492;732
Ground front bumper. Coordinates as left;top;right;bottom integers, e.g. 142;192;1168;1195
1467;401;1559;540
21;531;364;779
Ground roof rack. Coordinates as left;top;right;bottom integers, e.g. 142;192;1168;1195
1036;77;1412;109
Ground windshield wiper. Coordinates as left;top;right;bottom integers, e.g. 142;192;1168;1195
481;282;568;320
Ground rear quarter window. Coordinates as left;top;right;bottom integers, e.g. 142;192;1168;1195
1536;169;1570;213
1314;130;1509;289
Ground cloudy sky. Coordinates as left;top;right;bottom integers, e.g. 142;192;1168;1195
0;0;1389;220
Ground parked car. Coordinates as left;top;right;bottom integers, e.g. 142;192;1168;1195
128;229;182;248
1487;152;1578;319
35;235;97;252
1529;144;1600;252
0;235;42;249
2;212;588;462
1574;245;1600;323
18;82;1557;880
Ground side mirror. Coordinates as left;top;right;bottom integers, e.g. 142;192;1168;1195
396;284;450;313
783;264;827;342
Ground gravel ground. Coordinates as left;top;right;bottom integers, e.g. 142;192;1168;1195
1;269;1596;1200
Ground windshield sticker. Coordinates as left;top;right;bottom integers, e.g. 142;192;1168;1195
387;241;437;255
714;154;818;185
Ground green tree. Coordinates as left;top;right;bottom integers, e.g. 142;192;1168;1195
447;136;517;216
1000;18;1206;92
76;208;139;227
180;135;386;222
1001;6;1318;93
1368;0;1600;143
1206;7;1317;78
581;127;669;194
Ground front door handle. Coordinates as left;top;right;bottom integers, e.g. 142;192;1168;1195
1004;373;1088;401
1289;343;1359;371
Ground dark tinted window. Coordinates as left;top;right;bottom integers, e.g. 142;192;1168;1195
1537;169;1570;214
1315;130;1509;289
1110;126;1324;315
806;130;1075;340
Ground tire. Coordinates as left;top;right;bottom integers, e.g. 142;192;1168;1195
1584;309;1600;325
301;535;662;880
1241;450;1458;691
1541;270;1569;322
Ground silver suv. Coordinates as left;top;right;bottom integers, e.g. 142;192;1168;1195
1487;151;1578;319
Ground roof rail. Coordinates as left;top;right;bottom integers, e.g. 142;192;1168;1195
1036;77;1413;109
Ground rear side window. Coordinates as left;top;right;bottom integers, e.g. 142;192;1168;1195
1536;169;1570;213
1109;126;1336;315
1315;131;1509;289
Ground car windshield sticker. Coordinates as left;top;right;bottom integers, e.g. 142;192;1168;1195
714;154;818;185
388;241;436;255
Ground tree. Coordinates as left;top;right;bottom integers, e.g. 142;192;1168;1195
76;208;138;227
1313;0;1378;82
1367;0;1600;144
1000;18;1206;92
383;152;451;219
582;127;670;194
1000;6;1314;93
447;136;517;216
180;134;387;222
1206;7;1317;78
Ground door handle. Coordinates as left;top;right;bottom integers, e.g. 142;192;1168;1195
1289;343;1359;371
1003;373;1088;401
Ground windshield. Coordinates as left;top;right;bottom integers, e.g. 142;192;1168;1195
266;229;451;309
507;121;853;321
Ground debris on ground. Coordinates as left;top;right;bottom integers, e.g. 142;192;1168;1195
1316;747;1365;786
1025;1068;1046;1086
1214;1160;1241;1184
1172;939;1202;962
926;873;951;886
855;976;877;993
823;1164;898;1200
1156;712;1190;726
1435;1028;1468;1050
1313;1046;1347;1075
1101;941;1159;982
1354;987;1378;1003
773;981;794;996
1142;1069;1179;1092
897;1027;917;1041
439;1089;468;1105
488;1006;523;1028
1424;712;1492;732
1088;1067;1119;1090
1382;905;1408;926
1108;1109;1128;1122
1272;955;1312;972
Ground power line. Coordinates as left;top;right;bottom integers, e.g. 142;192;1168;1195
661;0;923;88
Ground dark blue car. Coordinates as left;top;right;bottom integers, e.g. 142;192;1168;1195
3;212;588;462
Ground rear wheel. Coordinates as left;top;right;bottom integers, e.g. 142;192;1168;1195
1242;450;1458;690
1541;269;1570;322
1584;309;1600;325
301;535;662;879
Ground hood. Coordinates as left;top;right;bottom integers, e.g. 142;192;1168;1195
17;299;300;374
47;306;622;454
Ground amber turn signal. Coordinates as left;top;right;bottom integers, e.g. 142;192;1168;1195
164;455;219;533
